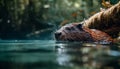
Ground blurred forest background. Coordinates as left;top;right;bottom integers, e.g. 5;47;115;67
0;0;119;39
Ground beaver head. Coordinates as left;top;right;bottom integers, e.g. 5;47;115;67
55;23;113;43
54;23;94;42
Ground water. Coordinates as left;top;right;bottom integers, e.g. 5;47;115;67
0;40;120;69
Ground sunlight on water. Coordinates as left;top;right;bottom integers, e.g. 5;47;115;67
0;40;120;69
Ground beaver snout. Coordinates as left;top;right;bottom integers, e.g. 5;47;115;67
54;32;62;40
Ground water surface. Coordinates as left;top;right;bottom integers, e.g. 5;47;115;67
0;40;120;69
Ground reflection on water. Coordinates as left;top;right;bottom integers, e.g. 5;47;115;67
0;40;120;69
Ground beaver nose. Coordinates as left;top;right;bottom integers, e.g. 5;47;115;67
55;32;62;38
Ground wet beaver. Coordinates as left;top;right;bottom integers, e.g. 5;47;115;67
55;23;113;43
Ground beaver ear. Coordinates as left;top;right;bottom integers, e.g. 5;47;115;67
76;24;84;31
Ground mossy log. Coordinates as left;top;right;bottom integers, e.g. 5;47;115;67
83;2;120;38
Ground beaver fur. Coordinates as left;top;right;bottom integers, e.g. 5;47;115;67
55;23;113;43
55;2;120;43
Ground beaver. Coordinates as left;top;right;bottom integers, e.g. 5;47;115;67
54;23;113;43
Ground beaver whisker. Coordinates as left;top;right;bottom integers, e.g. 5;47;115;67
63;30;67;34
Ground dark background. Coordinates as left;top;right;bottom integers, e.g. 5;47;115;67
0;0;119;39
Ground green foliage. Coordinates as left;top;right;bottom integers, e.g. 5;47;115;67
0;0;119;39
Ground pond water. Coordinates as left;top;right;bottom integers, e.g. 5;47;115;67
0;40;120;69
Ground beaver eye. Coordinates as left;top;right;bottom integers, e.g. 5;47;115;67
65;27;71;31
76;24;83;31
